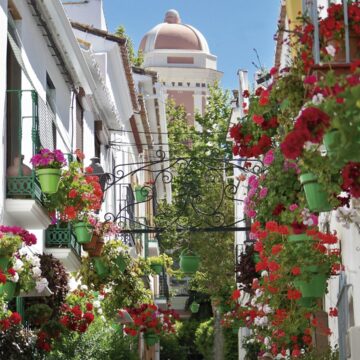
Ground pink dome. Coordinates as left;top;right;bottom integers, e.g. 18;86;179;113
139;10;210;53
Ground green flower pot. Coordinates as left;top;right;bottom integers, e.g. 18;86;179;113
232;327;239;335
135;187;149;202
179;249;200;274
73;222;93;244
288;234;313;243
150;263;163;275
93;257;110;278
36;168;61;194
114;255;127;273
293;266;327;298
253;253;260;264
190;301;200;313
144;333;159;346
324;130;360;165
299;173;332;212
298;297;317;308
0;257;10;272
0;281;17;301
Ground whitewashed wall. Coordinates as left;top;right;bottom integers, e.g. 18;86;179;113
0;0;8;224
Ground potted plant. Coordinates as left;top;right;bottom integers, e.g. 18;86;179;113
45;156;103;244
123;303;179;347
30;148;66;194
0;269;17;301
134;181;153;202
82;219;120;257
179;249;200;274
320;2;360;62
26;304;53;326
0;225;37;271
236;244;259;294
149;253;173;275
190;301;200;313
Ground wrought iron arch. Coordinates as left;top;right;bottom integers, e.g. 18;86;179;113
99;150;264;235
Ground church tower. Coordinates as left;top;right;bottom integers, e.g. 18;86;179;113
139;10;223;124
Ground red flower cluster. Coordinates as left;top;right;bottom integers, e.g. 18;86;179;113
320;2;360;40
287;288;302;300
60;171;103;222
59;304;95;333
0;225;37;246
124;304;179;337
342;162;360;198
0;312;22;332
280;107;330;159
230;123;272;158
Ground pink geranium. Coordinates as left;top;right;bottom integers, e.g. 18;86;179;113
263;150;275;166
31;149;66;169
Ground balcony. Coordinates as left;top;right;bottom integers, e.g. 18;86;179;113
154;272;169;310
5;90;51;229
44;224;82;272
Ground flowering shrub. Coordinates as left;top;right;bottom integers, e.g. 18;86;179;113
30;149;66;169
46;157;103;223
320;2;360;42
233;221;342;357
0;226;37;256
14;250;49;293
88;218;121;238
342;162;360;197
280;107;330;160
235;245;259;294
35;288;102;352
123;303;179;337
78;241;152;317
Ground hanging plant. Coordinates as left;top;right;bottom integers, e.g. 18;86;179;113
30;149;66;194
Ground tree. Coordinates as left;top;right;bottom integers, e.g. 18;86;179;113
115;25;143;67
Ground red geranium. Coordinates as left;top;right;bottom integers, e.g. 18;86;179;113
342;162;360;198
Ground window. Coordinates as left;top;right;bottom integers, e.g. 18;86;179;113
76;97;84;152
95;133;101;158
6;41;21;168
43;73;57;149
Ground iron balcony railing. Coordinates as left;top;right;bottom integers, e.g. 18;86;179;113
45;224;82;259
6;90;42;202
303;0;353;64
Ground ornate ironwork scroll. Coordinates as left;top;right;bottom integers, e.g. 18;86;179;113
101;150;265;234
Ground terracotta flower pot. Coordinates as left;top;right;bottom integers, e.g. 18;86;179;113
83;234;105;257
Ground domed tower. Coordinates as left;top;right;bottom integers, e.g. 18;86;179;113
140;10;223;124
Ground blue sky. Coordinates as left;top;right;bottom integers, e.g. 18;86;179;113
103;0;280;91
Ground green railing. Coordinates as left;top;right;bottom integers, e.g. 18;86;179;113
136;217;149;258
6;90;42;202
45;224;82;259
